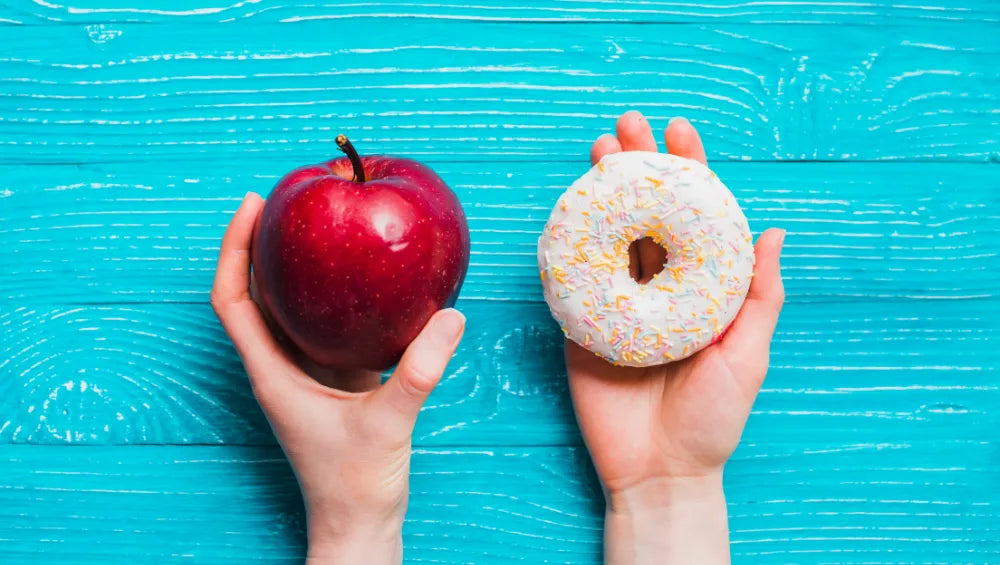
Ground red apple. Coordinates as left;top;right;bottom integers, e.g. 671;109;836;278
251;135;470;371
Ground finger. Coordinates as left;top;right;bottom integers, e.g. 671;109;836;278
637;239;668;284
303;361;381;394
628;241;641;281
616;110;658;152
720;228;786;374
211;193;296;383
373;308;466;426
250;273;289;344
665;117;707;165
590;133;623;166
629;238;668;284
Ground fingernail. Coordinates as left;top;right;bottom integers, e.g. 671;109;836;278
621;109;645;123
669;116;690;127
432;308;465;345
777;228;786;248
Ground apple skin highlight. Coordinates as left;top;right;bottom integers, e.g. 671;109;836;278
252;138;470;371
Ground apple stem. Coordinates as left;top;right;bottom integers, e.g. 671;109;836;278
335;134;366;183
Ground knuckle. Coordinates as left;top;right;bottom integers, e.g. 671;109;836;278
397;359;435;397
209;289;225;316
768;295;785;315
773;288;786;309
764;276;785;312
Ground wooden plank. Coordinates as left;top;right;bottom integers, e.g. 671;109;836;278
3;0;998;25
1;443;997;563
1;21;998;164
2;162;997;304
2;299;997;446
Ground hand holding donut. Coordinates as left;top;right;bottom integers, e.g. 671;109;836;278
564;112;785;564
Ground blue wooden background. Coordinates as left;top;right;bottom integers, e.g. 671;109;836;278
2;1;999;563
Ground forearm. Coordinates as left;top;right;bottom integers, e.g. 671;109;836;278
604;474;730;565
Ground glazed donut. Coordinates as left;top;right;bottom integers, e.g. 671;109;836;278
537;151;754;367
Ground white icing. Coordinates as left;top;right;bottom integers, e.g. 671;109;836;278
537;152;755;366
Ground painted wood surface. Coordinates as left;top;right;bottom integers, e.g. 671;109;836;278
1;1;998;563
3;298;997;446
4;163;998;304
2;21;999;164
3;0;999;25
3;443;998;563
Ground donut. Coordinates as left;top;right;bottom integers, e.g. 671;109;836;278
537;151;754;367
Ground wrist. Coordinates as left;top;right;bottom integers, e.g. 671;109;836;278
606;472;724;516
306;510;403;565
604;473;730;565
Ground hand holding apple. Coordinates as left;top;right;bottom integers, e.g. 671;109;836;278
252;135;470;370
212;194;466;565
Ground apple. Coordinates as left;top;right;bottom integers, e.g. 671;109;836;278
251;135;470;371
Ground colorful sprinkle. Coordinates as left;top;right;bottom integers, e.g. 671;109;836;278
537;152;754;367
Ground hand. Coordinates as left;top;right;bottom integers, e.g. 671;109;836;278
568;112;786;564
211;193;465;565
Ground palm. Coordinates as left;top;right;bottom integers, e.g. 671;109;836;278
568;341;760;492
567;112;784;493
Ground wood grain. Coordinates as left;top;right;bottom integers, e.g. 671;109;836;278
3;0;999;25
2;299;996;446
2;443;997;563
1;21;998;164
2;4;998;562
2;162;997;304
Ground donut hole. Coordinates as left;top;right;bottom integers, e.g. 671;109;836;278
628;237;669;284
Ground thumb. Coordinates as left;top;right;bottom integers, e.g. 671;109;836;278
374;308;466;426
720;228;786;378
